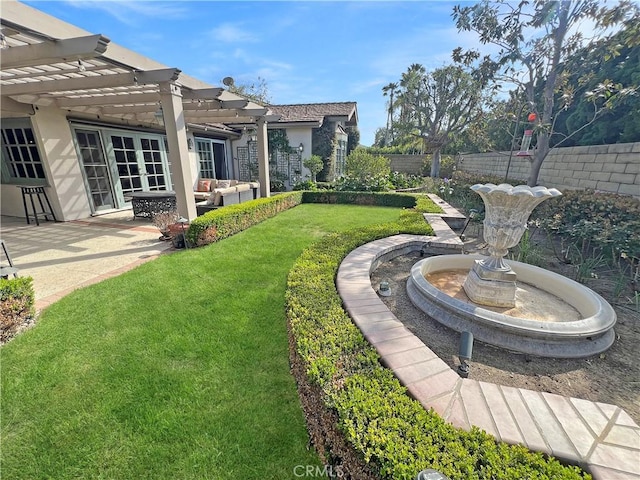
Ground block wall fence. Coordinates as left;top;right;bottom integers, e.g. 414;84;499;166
386;143;639;197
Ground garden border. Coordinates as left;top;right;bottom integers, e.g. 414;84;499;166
336;227;640;479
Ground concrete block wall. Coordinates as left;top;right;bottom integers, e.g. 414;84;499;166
457;142;640;198
386;154;425;175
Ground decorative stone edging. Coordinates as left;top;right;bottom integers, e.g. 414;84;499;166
336;232;640;480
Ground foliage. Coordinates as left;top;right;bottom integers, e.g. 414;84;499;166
387;171;423;190
286;225;591;479
531;189;640;283
337;149;392;192
151;210;179;233
453;0;640;186
313;120;337;181
187;192;303;246
226;76;270;104
0;276;34;343
301;191;440;211
552;28;640;146
293;180;318;191
345;125;360;154
303;154;324;182
188;191;443;247
378;63;487;177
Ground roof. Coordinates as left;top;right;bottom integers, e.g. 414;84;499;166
0;0;278;127
268;102;358;126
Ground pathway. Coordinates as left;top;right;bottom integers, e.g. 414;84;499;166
336;202;640;480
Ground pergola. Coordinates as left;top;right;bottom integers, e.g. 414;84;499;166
0;0;277;219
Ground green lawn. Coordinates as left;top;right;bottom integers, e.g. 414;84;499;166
1;204;404;480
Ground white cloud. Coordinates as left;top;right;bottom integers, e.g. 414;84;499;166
209;23;258;43
61;0;188;25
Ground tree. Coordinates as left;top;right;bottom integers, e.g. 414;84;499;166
303;155;324;182
453;0;640;186
382;82;399;144
390;64;485;177
226;76;271;105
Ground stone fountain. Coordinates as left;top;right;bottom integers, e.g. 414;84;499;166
462;184;561;308
407;183;617;358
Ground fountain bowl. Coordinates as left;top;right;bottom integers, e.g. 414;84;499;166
407;254;616;358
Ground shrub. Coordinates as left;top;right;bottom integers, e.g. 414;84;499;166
338;149;393;192
187;191;443;247
302;191;425;210
388;171;424;190
187;192;303;246
304;155;324;182
1;276;35;343
532;189;640;278
286;226;591;479
293;180;318;191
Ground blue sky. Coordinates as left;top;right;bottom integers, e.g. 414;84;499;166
23;0;482;145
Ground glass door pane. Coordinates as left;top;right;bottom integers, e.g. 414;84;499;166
111;134;141;195
140;136;167;190
213;141;228;179
196;139;215;178
75;129;114;211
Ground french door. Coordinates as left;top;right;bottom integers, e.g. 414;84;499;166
74;129;115;212
195;138;229;179
74;125;171;212
110;133;169;195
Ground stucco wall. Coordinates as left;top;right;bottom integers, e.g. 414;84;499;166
457;143;640;197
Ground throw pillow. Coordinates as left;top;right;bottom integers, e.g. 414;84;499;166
197;179;212;192
217;179;232;189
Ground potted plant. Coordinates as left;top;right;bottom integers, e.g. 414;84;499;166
151;210;179;241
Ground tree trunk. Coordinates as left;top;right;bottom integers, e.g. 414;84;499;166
528;132;550;186
430;148;442;178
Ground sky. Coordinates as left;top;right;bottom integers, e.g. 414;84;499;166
22;0;485;146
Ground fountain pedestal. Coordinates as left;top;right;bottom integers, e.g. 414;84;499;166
464;261;517;307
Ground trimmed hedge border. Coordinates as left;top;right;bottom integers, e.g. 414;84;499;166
285;226;591;479
187;191;443;247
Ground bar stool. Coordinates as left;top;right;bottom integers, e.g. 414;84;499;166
0;240;19;279
18;185;57;226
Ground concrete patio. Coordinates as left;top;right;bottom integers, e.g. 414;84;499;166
0;211;173;311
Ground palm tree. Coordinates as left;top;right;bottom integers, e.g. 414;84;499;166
382;82;398;145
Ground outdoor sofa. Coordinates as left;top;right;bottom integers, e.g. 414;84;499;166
194;178;260;213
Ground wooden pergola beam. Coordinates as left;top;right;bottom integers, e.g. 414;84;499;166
181;88;224;100
0;34;110;69
0;96;35;115
55;91;160;107
1;68;180;96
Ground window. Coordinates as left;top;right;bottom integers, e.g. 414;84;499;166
1;119;45;183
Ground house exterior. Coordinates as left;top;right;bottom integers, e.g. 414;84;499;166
0;0;277;222
231;102;358;190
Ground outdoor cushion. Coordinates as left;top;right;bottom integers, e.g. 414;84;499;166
197;179;213;192
217;179;232;189
235;183;251;193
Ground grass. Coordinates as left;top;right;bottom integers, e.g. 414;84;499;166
1;204;405;480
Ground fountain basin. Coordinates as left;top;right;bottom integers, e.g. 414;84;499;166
407;254;617;358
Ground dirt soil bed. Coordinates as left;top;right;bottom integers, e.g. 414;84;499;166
370;237;640;424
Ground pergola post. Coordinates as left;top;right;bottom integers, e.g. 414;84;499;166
256;117;271;198
159;82;197;220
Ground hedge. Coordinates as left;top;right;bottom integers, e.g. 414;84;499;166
187;191;443;247
285;225;591;479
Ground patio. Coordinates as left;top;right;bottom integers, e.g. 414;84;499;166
0;211;172;311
